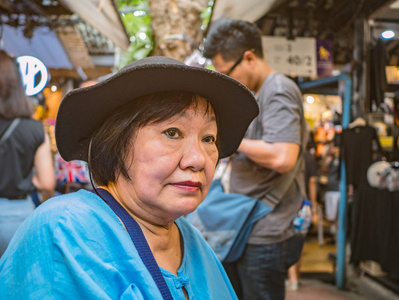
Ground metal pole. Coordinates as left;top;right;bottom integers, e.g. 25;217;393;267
336;74;351;288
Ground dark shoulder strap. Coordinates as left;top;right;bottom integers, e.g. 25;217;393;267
261;149;305;208
93;188;173;300
0;118;21;145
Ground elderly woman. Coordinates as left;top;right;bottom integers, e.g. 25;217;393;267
0;57;258;299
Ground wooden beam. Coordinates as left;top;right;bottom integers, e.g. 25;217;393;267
60;0;130;50
49;66;113;80
56;25;94;69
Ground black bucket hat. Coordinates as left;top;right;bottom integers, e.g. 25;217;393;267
55;56;259;161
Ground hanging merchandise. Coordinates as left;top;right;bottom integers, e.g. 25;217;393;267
55;153;90;184
367;161;391;188
367;161;399;192
292;199;312;235
369;38;389;108
393;93;399;160
341;123;383;188
394;93;399;127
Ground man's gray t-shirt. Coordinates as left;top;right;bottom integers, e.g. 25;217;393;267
229;72;306;244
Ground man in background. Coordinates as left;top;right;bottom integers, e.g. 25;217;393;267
203;18;307;299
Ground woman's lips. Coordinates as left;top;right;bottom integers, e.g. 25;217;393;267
170;181;202;192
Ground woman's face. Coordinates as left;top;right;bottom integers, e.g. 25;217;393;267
117;97;219;224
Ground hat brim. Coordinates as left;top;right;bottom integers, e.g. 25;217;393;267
55;56;259;161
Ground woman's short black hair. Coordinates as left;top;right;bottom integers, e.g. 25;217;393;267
88;91;219;186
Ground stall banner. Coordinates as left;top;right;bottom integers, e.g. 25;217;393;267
316;39;333;77
262;36;317;77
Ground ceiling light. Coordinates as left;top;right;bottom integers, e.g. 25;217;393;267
306;96;315;104
381;30;395;39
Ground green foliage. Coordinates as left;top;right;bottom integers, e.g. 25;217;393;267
117;0;153;68
201;0;214;30
117;0;215;67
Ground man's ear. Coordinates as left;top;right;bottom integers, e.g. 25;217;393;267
243;50;257;67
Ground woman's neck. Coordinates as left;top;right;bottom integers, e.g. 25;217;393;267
98;185;183;274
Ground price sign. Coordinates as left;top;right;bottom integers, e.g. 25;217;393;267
262;36;317;77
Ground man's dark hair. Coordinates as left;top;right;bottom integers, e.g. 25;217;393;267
203;18;264;61
89;91;219;186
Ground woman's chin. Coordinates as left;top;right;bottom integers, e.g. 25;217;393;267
176;200;202;217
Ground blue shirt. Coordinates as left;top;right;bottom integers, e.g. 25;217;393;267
0;189;237;299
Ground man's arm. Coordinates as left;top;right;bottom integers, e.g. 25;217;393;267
238;139;300;174
308;176;318;215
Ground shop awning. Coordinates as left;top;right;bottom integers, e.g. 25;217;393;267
60;0;130;51
2;24;73;70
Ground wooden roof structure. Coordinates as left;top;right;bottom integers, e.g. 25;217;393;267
0;0;129;80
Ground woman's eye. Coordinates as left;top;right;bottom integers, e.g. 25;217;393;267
163;128;181;139
203;135;216;144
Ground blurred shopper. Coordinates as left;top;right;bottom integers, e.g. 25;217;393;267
323;144;341;241
0;56;258;299
203;19;307;299
0;50;55;256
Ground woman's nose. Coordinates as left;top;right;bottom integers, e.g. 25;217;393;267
179;139;207;171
